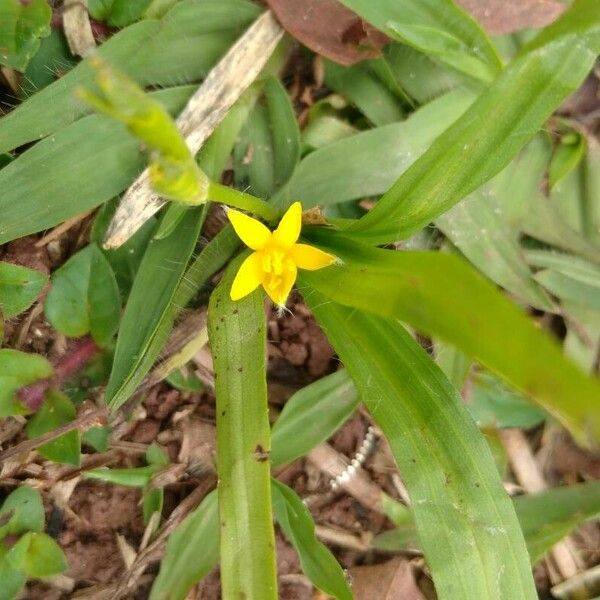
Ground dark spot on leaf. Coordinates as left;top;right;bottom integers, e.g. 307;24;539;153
254;444;270;462
237;367;243;373
221;410;226;417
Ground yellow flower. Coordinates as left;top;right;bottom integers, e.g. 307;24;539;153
227;202;336;307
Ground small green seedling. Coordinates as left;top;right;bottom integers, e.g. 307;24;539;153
0;487;67;600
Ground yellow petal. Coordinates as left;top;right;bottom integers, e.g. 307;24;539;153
263;263;297;307
290;244;336;271
273;202;302;248
227;209;271;250
230;252;263;300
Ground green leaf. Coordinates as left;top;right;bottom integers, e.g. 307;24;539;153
0;487;44;539
105;207;203;410
82;425;111;453
338;0;501;82
436;138;554;311
6;532;67;578
165;369;203;392
277;87;475;210
346;0;600;244
0;0;261;154
302;295;536;599
26;390;80;466
208;257;277;600
149;490;219;600
549;132;586;190
143;487;163;525
0;349;52;417
20;29;77;97
83;465;158;487
263;76;300;188
89;0;154;26
146;442;169;467
515;481;600;564
527;250;600;310
0;0;51;71
271;370;359;467
44;244;120;346
0;552;26;600
0;261;47;318
301;234;600;438
324;60;404;126
467;372;546;429
272;480;352;600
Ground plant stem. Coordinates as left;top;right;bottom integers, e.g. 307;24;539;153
208;181;277;222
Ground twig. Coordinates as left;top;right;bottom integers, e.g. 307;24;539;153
103;10;284;249
500;428;582;584
35;208;94;247
314;524;371;552
0;407;108;463
62;0;96;57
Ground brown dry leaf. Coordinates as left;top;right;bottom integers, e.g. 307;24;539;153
349;557;426;600
265;0;389;66
456;0;565;35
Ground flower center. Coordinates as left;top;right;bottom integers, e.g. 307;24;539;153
261;247;295;299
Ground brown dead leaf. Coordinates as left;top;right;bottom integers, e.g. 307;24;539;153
349;557;426;600
265;0;389;66
456;0;565;35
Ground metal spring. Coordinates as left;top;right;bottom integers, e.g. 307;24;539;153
329;425;377;491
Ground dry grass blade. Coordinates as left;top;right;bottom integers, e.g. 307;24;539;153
103;10;284;249
62;0;97;57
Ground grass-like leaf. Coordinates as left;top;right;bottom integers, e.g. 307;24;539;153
302;233;600;439
302;292;536;599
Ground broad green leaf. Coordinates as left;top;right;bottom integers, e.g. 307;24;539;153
6;532;67;578
0;85;195;245
44;244;120;346
104;208;202;409
88;0;153;26
338;0;501;82
302;295;536;600
277;88;475;209
0;487;44;539
0;349;52;417
146;442;169;467
150;490;219;600
324;61;404;126
346;0;600;244
83;465;157;487
0;0;51;71
272;480;352;600
208;258;277;600
301;233;600;438
467;372;546;429
515;481;600;563
271;370;359;467
26;390;80;466
0;261;47;318
0;0;261;153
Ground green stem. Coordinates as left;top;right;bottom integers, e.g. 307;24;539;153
208;181;277;222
